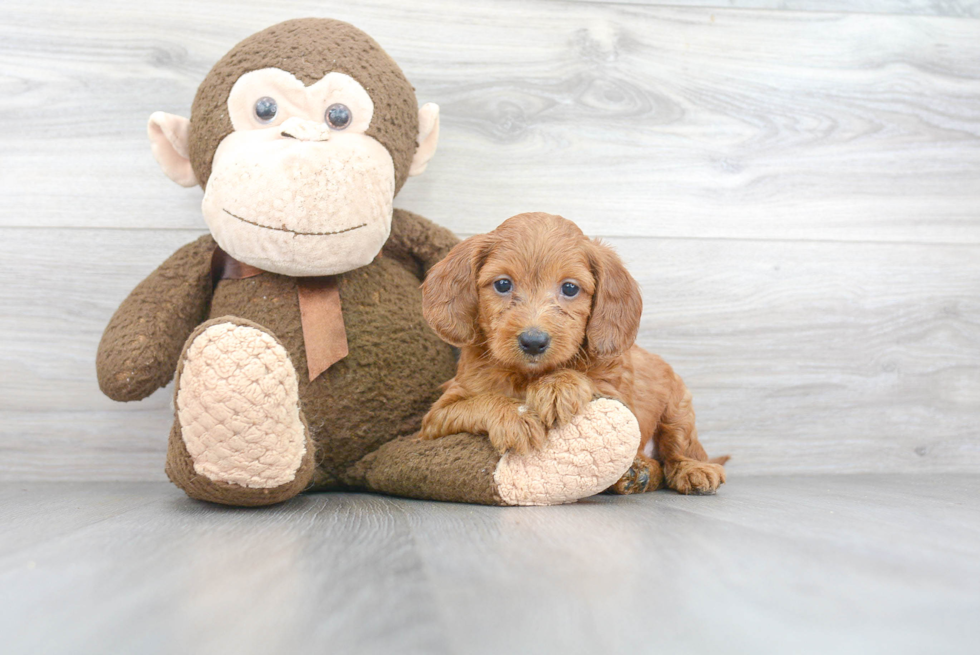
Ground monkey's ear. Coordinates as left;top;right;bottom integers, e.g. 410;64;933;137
408;103;440;177
421;233;491;347
147;112;199;188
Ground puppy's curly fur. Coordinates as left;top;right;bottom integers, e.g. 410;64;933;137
420;212;726;495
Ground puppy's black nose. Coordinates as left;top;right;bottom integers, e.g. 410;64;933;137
518;329;551;356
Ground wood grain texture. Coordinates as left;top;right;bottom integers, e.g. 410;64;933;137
1;477;978;654
2;228;977;480
568;1;980;19
0;1;978;242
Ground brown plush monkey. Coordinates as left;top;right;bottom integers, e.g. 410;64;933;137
97;19;641;506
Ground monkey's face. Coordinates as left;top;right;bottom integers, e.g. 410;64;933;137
200;69;394;276
148;19;440;277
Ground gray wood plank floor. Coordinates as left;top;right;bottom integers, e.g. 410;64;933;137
1;476;977;655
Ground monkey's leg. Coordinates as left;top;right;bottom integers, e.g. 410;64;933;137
166;317;315;506
346;398;641;506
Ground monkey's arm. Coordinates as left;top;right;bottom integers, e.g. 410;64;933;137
96;234;217;402
384;208;460;280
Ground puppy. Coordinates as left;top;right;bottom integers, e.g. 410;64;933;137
419;212;726;495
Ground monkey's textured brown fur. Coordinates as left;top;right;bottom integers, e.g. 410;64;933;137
346;432;504;505
98;210;464;503
189;18;419;192
207;212;459;489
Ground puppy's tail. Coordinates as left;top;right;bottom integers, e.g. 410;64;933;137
709;455;731;466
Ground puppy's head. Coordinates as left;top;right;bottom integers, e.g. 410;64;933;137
422;212;642;372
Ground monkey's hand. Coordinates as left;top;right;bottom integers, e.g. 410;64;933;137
525;369;596;429
384;208;460;279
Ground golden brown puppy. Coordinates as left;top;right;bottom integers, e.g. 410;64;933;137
420;212;726;494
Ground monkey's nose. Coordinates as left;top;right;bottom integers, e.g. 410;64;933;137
279;117;331;142
518;329;551;356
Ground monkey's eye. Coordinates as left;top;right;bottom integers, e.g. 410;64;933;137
254;96;278;123
326;103;352;130
493;278;513;294
560;282;580;298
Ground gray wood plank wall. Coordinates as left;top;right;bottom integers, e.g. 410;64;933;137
567;1;980;18
1;0;978;481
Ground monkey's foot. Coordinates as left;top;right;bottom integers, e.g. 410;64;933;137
493;398;641;506
166;317;314;506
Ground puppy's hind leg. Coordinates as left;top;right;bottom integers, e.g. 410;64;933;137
658;389;726;495
608;453;664;495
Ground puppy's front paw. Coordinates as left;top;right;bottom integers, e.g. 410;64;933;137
488;406;547;455
418;411;448;441
526;371;594;428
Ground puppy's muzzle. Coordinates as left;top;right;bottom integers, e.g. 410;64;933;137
518;328;551;356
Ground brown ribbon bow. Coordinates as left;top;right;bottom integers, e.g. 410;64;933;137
211;247;349;380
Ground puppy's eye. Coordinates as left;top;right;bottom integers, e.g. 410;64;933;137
493;278;513;294
561;282;580;298
254;96;278;123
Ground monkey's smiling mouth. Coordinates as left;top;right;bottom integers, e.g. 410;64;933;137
223;209;367;236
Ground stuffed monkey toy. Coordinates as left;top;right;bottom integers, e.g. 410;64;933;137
97;18;641;507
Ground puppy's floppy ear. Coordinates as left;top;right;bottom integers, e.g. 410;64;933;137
422;234;493;346
586;240;643;358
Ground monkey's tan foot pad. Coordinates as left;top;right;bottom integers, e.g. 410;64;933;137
167;318;314;507
494;398;641;506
